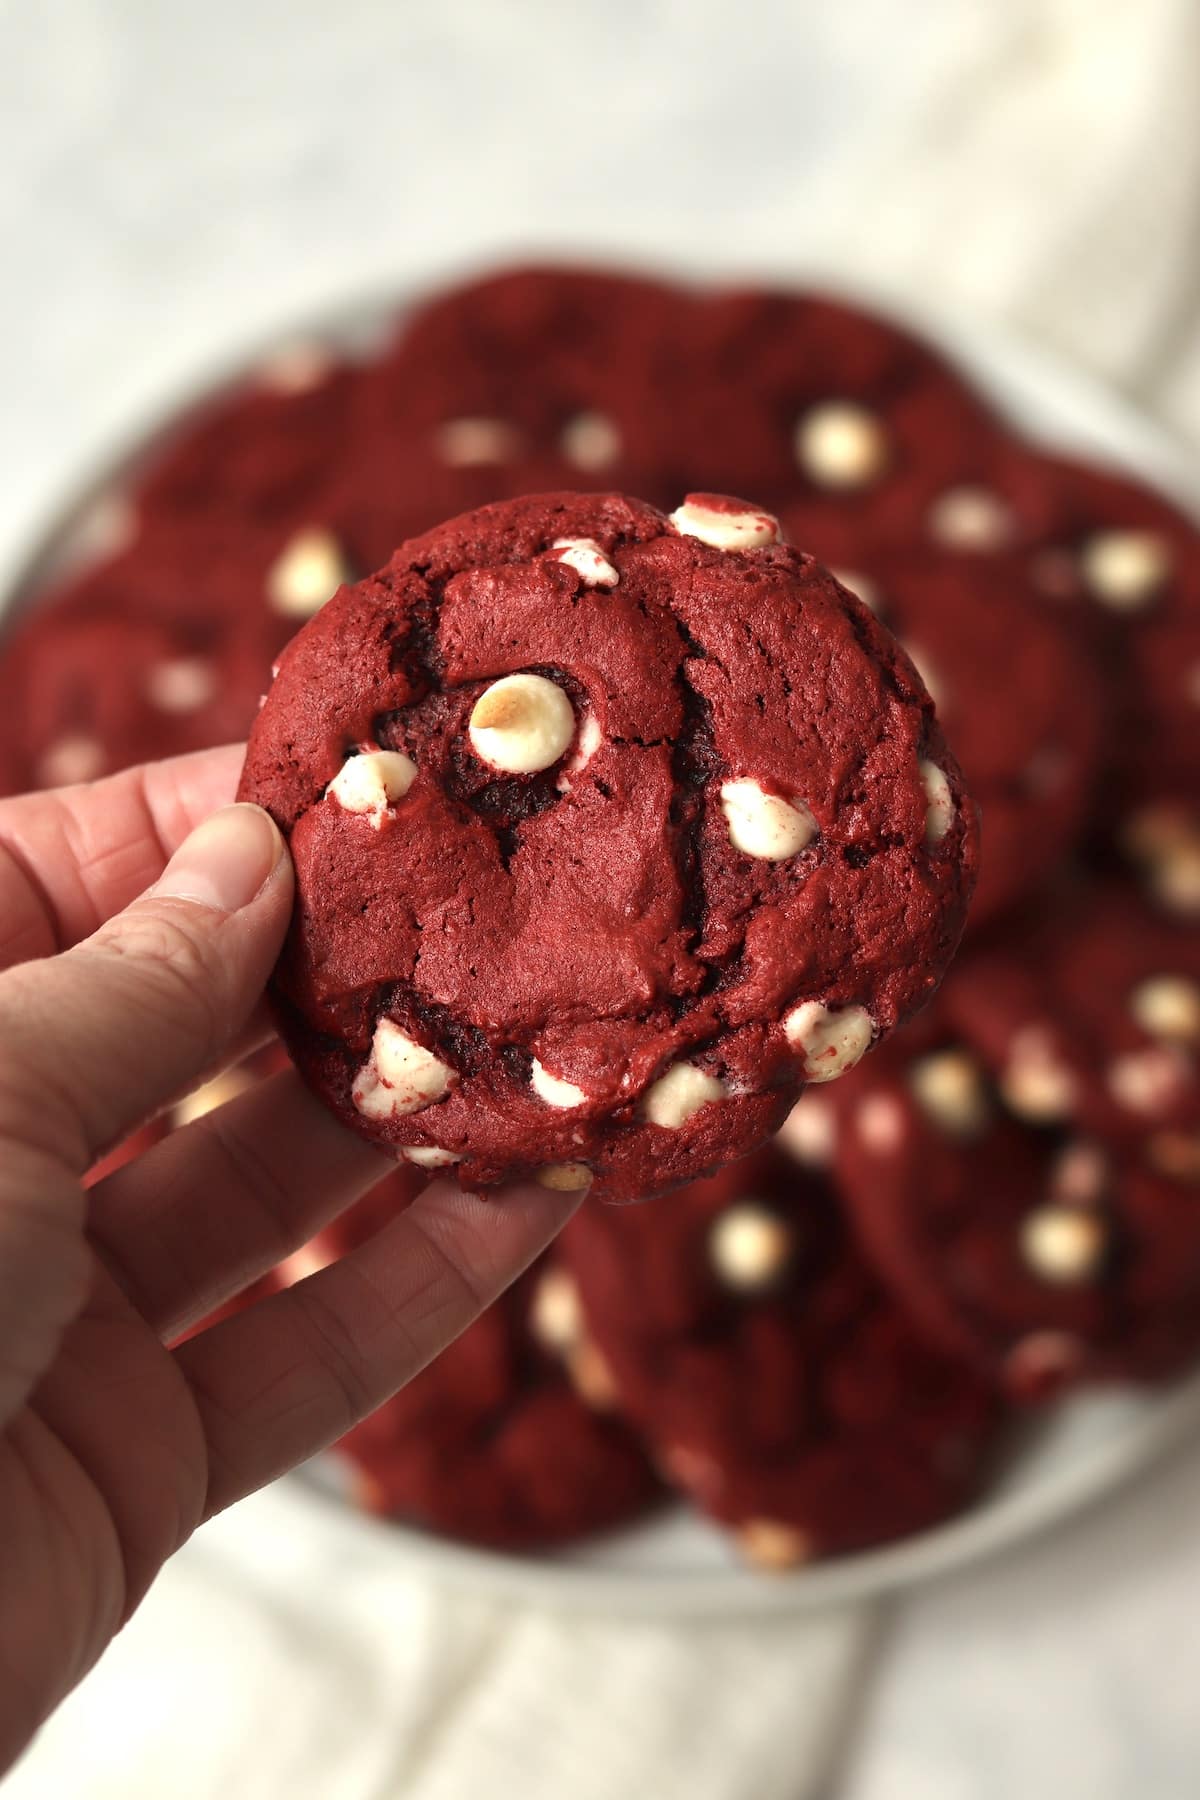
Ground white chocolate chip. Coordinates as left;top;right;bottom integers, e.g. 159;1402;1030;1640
433;416;523;466
1147;1130;1200;1181
1051;1140;1109;1205
557;712;603;791
777;1092;836;1166
719;779;818;862
566;1339;619;1410
560;411;621;471
1107;1044;1192;1117
36;735;106;788
1020;1205;1108;1285
794;401;888;490
641;1062;728;1128
709;1202;793;1291
927;485;1015;552
909;1049;990;1138
534;1161;593;1192
550;536;619;587
530;1058;588;1109
529;1268;584;1353
1080;529;1172;611
919;759;954;844
737;1519;814;1571
855;1092;906;1154
352;1020;454;1120
1122;804;1195;861
1154;842;1200;918
468;673;575;774
669;495;782;551
828;567;882;614
1004;1331;1084;1396
1123;808;1200;916
660;1441;723;1496
401;1145;462;1168
327;748;417;826
144;656;218;715
577;712;602;762
1000;1027;1076;1122
172;1063;259;1128
784;1001;873;1083
266;527;350;618
258;339;334;393
1130;975;1200;1045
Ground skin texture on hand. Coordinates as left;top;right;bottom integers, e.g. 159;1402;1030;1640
0;746;582;1773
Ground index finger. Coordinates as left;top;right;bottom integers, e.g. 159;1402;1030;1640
0;744;245;970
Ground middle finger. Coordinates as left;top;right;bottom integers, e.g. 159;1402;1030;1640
87;1068;399;1339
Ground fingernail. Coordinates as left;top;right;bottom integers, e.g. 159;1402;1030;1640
154;804;285;914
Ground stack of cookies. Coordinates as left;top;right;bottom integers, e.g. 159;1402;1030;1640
4;265;1197;1568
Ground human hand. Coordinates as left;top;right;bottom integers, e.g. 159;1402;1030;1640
0;746;582;1772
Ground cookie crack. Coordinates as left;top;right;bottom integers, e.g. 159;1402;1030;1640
666;620;717;976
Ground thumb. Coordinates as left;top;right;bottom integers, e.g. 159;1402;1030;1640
0;803;293;1173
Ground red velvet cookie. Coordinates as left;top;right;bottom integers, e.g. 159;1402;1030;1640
1115;798;1200;925
1016;457;1200;928
315;266;696;571
555;1145;1000;1565
0;505;367;794
828;964;1200;1400
774;519;1109;925
784;425;1071;570
361;265;687;510
942;880;1200;1151
136;344;365;529
675;289;1003;527
338;1263;662;1550
1006;458;1200;836
240;490;978;1202
870;434;1071;563
322;439;607;583
32;509;360;644
789;440;1197;927
0;599;269;794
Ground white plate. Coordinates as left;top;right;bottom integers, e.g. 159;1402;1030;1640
5;276;1200;1618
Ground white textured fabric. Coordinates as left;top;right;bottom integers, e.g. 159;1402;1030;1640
4;1483;872;1800
2;1;1200;1796
842;1433;1200;1800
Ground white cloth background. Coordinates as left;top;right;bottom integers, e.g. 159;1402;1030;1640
2;2;1200;1795
5;1481;874;1800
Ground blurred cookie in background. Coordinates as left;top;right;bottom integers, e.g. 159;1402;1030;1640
809;896;1200;1403
277;1191;663;1551
358;264;689;510
135;344;367;531
676;288;1005;527
942;880;1200;1152
557;1145;1001;1567
0;511;359;797
778;519;1110;926
1026;456;1200;816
